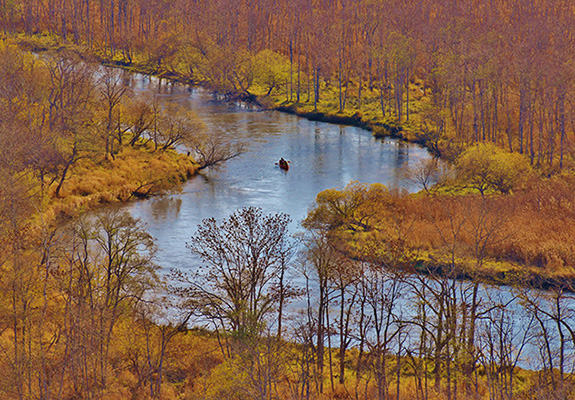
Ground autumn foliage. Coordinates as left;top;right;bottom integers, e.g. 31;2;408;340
309;177;575;284
2;1;575;399
3;0;575;169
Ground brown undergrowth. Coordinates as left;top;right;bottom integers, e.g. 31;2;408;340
313;176;575;288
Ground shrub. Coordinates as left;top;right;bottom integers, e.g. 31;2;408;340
456;143;532;194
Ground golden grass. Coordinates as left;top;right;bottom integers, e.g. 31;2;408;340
39;144;197;226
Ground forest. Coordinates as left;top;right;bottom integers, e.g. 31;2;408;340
2;0;574;168
1;0;575;399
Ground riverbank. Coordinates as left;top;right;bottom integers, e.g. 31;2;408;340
9;34;575;289
0;36;201;229
41;143;198;225
10;34;431;150
1;33;573;400
410;257;575;293
311;180;575;292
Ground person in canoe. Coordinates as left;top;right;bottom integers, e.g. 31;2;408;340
277;158;290;170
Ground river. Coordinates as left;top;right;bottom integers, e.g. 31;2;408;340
117;72;573;372
120;73;432;272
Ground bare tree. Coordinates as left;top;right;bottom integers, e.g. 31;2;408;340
175;207;293;342
46;55;97;196
99;68;128;160
155;103;204;151
188;131;246;171
478;291;535;400
65;209;159;395
406;158;441;194
125;95;155;146
299;228;338;394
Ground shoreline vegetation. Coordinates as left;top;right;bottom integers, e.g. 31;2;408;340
3;33;575;289
23;36;416;143
1;35;248;231
1;2;575;398
0;36;200;230
44;144;197;222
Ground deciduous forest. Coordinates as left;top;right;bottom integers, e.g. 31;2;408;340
1;0;575;399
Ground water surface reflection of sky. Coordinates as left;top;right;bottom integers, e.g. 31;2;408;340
120;73;433;272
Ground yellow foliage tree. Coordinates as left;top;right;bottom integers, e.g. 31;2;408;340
456;143;532;194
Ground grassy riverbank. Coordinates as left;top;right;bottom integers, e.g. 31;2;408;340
9;33;575;286
9;34;429;145
0;35;199;229
1;32;574;400
41;143;197;225
306;179;575;290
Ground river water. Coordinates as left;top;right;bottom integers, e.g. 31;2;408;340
120;73;432;271
116;73;574;371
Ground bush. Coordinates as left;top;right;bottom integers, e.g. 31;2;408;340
456;143;532;194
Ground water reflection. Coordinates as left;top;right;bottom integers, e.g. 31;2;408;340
111;71;575;372
148;197;182;221
119;70;433;271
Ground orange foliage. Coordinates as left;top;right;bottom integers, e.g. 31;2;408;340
311;177;575;285
4;0;575;168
